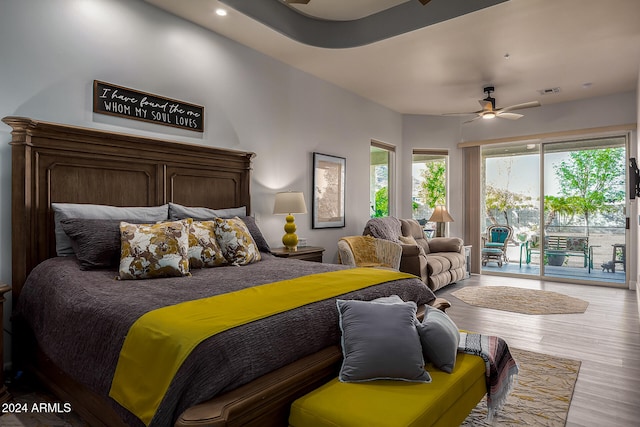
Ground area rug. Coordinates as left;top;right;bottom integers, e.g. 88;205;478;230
452;286;589;315
462;347;581;426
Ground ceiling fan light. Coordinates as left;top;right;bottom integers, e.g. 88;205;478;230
482;112;496;120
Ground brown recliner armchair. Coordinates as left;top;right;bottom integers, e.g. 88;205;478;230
364;217;466;291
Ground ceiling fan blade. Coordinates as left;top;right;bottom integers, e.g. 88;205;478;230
442;111;479;116
463;116;482;124
419;0;433;5
496;112;524;120
499;101;541;113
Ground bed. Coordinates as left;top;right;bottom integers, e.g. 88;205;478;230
5;117;437;427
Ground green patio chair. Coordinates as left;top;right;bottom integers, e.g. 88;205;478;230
481;225;513;267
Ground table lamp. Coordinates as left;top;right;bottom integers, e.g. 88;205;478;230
428;205;454;237
273;191;307;251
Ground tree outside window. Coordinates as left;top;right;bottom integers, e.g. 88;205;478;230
550;147;625;236
412;152;448;223
371;143;394;218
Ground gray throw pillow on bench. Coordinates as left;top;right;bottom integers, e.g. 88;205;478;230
337;297;431;383
416;305;460;373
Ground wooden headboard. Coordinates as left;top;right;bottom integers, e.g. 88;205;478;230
3;117;255;300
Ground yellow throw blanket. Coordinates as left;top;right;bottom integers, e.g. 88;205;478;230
341;235;385;268
109;268;415;425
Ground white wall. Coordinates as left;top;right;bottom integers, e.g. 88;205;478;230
400;115;465;237
0;0;403;365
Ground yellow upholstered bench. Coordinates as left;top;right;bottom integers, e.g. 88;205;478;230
289;353;487;427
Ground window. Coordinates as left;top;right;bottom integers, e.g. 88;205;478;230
370;141;395;218
412;150;448;227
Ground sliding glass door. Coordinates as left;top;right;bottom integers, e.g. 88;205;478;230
541;138;626;284
482;143;540;276
481;136;627;286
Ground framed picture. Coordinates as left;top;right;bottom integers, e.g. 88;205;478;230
312;152;346;229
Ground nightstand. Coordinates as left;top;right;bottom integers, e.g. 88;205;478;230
0;283;11;404
271;246;325;263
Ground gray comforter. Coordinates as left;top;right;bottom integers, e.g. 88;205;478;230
16;254;436;426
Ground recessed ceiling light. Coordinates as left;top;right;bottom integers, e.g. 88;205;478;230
215;8;227;16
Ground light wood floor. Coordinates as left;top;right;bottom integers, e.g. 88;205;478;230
438;274;640;427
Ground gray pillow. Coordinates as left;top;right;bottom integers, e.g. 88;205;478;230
168;202;246;221
238;216;270;253
416;305;460;373
336;299;431;383
168;203;269;253
60;218;126;270
52;203;169;256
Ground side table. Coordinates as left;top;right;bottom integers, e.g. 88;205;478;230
611;243;625;273
271;246;325;263
463;245;472;278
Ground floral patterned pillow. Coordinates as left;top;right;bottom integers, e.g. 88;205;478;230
214;217;262;266
188;220;228;268
118;219;191;280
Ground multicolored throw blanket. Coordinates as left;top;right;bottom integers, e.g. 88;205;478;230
458;332;519;420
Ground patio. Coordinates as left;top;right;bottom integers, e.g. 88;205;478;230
481;261;626;284
480;237;627;285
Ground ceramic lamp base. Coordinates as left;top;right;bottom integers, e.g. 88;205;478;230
282;214;298;251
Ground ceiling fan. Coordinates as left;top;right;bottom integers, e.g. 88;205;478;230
448;86;541;123
283;1;433;5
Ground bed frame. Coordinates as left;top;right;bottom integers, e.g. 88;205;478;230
4;116;344;426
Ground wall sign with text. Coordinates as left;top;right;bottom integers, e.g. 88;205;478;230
93;80;204;132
